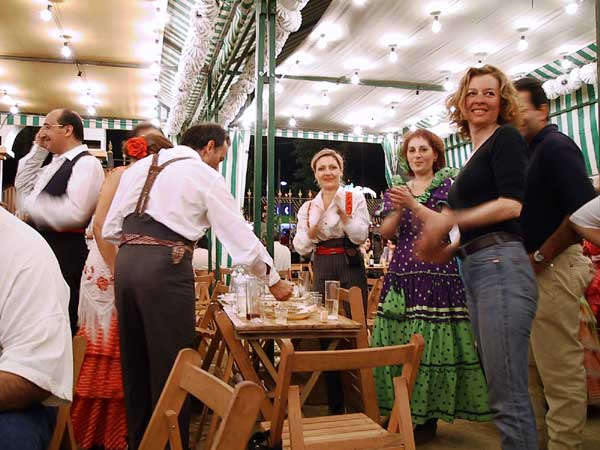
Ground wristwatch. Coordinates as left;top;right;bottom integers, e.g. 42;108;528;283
533;250;546;263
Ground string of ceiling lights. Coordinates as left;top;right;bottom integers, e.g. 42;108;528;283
3;1;166;122
38;0;99;115
282;0;587;136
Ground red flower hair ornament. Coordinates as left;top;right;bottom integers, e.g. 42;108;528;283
125;136;148;159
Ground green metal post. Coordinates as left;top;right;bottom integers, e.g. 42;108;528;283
265;0;276;256
596;0;600;173
253;0;266;237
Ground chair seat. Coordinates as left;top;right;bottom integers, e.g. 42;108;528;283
276;413;406;450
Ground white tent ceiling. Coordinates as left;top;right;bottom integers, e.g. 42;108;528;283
0;0;166;120
249;0;596;135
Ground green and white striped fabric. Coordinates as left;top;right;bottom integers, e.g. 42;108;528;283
548;83;599;175
256;128;385;143
211;128;251;269
444;133;473;170
1;113;141;130
527;44;596;81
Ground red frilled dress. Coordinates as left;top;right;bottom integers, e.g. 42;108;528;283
71;239;128;450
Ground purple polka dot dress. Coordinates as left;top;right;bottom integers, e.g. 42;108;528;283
371;171;492;425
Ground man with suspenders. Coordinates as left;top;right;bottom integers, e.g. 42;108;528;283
103;123;292;449
15;109;104;335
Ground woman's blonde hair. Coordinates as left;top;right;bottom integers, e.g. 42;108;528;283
446;64;522;138
310;148;344;174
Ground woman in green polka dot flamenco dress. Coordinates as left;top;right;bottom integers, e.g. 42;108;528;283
372;129;492;443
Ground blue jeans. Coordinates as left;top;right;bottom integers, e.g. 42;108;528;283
0;404;57;450
461;241;538;450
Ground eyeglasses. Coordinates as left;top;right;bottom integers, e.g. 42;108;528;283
41;124;65;130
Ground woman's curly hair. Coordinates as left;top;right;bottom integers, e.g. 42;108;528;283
446;65;522;138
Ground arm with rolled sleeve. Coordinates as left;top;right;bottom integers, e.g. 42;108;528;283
14;145;50;196
293;201;317;256
342;191;369;245
25;157;105;230
203;177;280;286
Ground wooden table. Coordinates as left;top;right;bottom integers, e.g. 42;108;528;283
214;304;363;420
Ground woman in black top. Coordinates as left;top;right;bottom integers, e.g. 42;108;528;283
417;65;538;450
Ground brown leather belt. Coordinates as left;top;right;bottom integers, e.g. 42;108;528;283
119;233;194;264
458;232;522;260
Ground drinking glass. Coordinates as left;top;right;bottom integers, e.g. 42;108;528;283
274;304;288;325
324;280;340;320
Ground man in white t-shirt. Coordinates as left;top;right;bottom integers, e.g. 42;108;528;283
273;239;292;274
0;207;72;449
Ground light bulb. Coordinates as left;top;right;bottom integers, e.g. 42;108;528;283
409;124;417;132
303;104;311;118
350;70;360;85
353;0;367;7
289;116;297;127
151;79;161;93
353;126;362;135
61;42;72;58
432;16;442;34
317;34;327;50
40;5;52;22
561;56;572;70
87;105;96;115
320;91;330;106
82;92;94;106
369;117;375;129
443;77;454;91
518;35;528;52
1;91;13;105
388;46;398;63
475;59;484;69
10;104;19;114
387;104;397;117
566;2;578;15
150;61;161;75
275;80;284;94
289;60;300;75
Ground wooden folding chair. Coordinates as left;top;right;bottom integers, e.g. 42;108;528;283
366;276;384;333
337;286;378;418
195;273;215;323
47;335;87;450
139;349;264;450
216;267;233;285
268;334;425;450
210;281;230;303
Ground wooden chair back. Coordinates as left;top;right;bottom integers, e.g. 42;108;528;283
210;281;230;303
269;335;424;449
47;335;87;450
366;276;384;322
195;273;214;308
336;287;377;419
139;349;264;450
216;267;233;284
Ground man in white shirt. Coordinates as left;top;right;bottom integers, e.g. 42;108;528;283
103;123;292;449
274;238;292;274
0;207;72;449
15;109;104;334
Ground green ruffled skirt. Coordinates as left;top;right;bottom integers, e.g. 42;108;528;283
371;288;492;425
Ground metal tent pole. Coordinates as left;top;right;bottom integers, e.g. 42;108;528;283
265;0;276;256
253;0;266;237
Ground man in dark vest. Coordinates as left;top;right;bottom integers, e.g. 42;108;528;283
15;109;104;334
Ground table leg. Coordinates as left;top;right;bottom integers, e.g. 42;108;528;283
215;311;273;420
249;340;278;382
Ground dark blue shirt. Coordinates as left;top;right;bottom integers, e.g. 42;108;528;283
520;124;596;253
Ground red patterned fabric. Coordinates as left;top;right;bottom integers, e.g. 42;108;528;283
71;313;128;450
